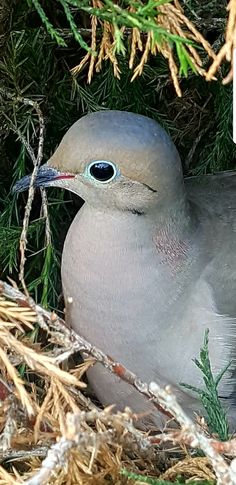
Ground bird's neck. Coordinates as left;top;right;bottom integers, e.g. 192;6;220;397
150;196;199;275
82;194;197;253
152;194;194;235
64;196;200;333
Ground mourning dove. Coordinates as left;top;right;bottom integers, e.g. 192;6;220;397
14;110;236;427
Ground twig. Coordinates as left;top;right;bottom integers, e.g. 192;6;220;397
40;190;51;246
0;397;17;452
23;411;116;485
0;282;172;419
154;430;236;455
148;383;236;485
2;281;236;484
15;97;45;296
0;90;38;164
56;17;226;38
0;281;48;331
206;0;236;83
22;408;157;485
19;393;236;485
0;89;51;294
0;447;48;464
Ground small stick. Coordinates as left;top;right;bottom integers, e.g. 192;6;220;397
0;89;51;294
2;281;236;485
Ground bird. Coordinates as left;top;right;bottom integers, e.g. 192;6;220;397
13;110;236;428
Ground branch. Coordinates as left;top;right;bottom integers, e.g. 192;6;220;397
0;89;51;294
0;446;48;464
2;280;236;485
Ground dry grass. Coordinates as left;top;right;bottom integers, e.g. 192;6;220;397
0;287;222;485
71;0;235;97
71;0;216;97
206;0;236;83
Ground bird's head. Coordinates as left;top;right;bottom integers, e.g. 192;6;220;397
13;110;185;215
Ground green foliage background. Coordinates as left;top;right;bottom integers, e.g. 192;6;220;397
0;0;235;310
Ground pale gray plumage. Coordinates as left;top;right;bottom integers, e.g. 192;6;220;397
14;110;236;428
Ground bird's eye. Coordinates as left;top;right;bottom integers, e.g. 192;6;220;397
88;161;116;183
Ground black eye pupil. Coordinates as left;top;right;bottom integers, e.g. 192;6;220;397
89;162;115;182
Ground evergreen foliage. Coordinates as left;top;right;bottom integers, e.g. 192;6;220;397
0;2;235;481
0;0;235;310
181;330;230;441
121;469;214;484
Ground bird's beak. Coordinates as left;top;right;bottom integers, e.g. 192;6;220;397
12;165;75;193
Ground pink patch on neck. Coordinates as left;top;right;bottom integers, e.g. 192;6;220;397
153;229;189;272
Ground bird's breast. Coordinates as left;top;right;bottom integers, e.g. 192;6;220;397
61;205;235;414
62;207;198;377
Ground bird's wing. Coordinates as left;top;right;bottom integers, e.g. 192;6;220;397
186;170;236;316
185;171;236;222
186;171;236;405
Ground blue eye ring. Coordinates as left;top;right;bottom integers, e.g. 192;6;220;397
86;160;118;183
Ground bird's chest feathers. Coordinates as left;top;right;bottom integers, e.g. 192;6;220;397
153;228;191;273
62;208;196;329
62;208;234;395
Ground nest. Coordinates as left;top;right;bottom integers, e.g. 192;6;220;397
0;281;235;484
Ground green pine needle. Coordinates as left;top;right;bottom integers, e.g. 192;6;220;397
120;468;215;485
31;0;67;46
181;329;230;441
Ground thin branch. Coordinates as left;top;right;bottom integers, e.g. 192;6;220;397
23;409;135;485
0;89;51;294
56;17;226;38
0;447;48;464
40;190;51;247
2;281;236;484
0;397;17;452
0;282;172;419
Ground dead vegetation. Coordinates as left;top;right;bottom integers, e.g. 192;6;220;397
71;0;235;96
206;0;236;84
0;281;236;485
1;3;236;483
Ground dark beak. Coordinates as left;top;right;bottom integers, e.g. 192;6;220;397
12;166;74;194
